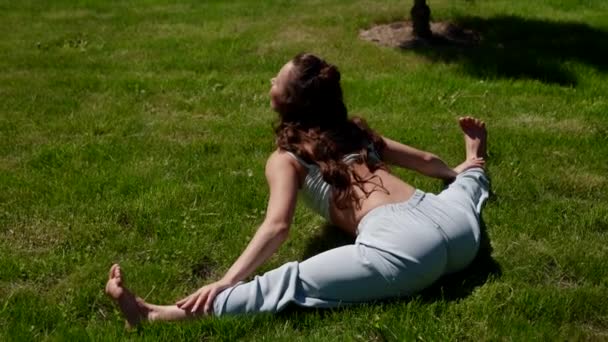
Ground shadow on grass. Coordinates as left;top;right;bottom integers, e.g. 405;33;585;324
410;15;608;86
300;224;356;260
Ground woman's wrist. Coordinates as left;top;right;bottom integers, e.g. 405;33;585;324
219;274;239;286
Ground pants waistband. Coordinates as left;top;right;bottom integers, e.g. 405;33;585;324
357;189;425;235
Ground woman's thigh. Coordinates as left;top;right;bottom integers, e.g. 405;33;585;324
297;243;394;304
425;169;490;272
437;168;489;216
298;239;445;304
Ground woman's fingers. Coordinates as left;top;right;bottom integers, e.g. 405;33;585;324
175;282;228;315
204;288;219;314
176;287;211;314
179;292;200;310
191;291;208;313
176;292;196;307
175;295;190;307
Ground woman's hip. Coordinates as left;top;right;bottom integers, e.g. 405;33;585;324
356;191;480;275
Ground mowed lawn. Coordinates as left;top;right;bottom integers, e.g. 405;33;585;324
1;0;607;340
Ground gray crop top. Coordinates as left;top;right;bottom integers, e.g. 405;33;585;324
285;145;381;222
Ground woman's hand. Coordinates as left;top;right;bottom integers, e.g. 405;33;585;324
176;279;233;315
453;157;485;174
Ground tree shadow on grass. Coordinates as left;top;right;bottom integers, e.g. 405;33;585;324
410;15;608;86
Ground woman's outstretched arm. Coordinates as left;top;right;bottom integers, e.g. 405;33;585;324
381;136;458;181
177;150;300;313
218;150;299;284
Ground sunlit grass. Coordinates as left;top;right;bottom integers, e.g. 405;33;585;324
1;0;607;340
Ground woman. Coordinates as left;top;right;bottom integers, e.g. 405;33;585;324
105;53;489;327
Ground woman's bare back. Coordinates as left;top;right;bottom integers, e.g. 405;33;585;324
291;157;416;234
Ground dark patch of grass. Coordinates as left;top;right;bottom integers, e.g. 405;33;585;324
411;15;608;85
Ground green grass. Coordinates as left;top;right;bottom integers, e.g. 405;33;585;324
1;0;607;340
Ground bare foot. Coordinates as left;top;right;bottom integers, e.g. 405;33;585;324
105;264;150;328
458;116;487;160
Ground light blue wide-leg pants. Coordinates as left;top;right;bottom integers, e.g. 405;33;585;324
213;168;490;315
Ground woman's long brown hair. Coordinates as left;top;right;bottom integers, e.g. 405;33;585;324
274;53;388;209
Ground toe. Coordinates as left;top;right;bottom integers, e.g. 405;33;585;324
472;118;484;128
459;117;471;128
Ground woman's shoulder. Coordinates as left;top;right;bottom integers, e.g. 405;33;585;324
266;148;303;171
266;149;307;184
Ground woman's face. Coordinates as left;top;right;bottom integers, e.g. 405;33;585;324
269;61;294;111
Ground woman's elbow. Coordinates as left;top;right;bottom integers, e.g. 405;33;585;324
263;221;290;240
422;152;439;164
275;226;290;240
268;226;290;244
